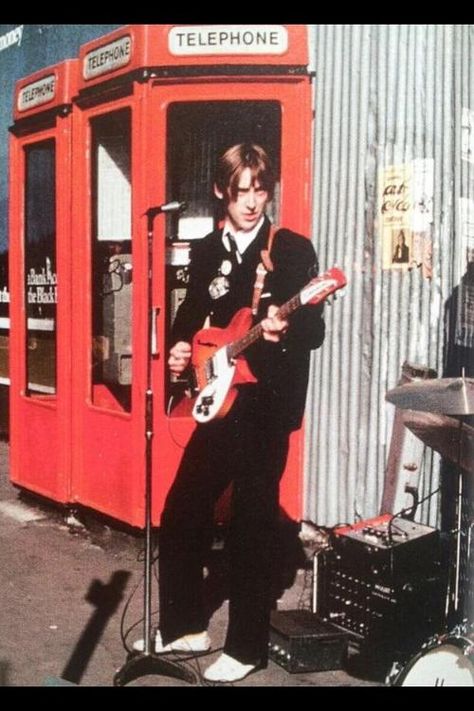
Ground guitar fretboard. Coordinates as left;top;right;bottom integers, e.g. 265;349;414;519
226;293;302;360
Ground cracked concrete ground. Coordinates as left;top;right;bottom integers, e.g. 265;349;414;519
0;438;381;687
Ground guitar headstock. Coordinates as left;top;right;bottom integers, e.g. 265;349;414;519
300;267;347;306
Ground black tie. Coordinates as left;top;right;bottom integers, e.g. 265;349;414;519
227;233;240;267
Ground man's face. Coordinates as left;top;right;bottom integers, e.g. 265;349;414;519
217;167;269;233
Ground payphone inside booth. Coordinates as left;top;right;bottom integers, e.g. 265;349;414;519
9;61;78;502
11;25;315;527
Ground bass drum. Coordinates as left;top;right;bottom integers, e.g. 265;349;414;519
392;635;474;686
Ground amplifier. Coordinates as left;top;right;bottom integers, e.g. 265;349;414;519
269;610;348;673
315;515;445;660
331;515;439;576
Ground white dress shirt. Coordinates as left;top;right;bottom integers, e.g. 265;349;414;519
221;217;266;263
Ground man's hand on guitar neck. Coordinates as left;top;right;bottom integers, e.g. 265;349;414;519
261;305;289;343
168;341;192;376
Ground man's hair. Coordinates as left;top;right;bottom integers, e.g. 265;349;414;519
215;143;275;202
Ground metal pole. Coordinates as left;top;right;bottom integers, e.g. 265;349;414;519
113;205;194;686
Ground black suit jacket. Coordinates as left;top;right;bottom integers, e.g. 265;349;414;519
172;216;325;430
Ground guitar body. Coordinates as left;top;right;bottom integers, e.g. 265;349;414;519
170;267;347;423
189;307;257;423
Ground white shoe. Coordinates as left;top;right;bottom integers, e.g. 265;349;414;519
203;653;256;683
133;630;211;655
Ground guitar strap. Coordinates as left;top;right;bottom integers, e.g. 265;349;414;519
251;224;279;316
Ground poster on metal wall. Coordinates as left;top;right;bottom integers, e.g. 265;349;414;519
379;159;434;277
380;163;413;271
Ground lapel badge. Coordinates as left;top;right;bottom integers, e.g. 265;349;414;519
208;275;230;300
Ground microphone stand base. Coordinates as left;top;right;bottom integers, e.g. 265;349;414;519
113;651;197;686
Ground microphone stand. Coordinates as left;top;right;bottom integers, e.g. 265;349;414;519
114;205;195;686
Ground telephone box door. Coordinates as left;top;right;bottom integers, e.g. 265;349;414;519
70;92;150;527
9;128;71;501
9;61;77;502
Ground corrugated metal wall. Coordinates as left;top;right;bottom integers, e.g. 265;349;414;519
304;25;473;526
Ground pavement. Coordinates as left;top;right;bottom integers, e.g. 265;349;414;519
0;437;381;687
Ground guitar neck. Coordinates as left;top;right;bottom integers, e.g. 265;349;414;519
227;294;301;360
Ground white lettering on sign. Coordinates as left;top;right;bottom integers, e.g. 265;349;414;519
169;25;288;56
27;258;57;306
27;286;57;305
17;74;56;112
83;35;132;80
0;24;24;53
27;258;57;287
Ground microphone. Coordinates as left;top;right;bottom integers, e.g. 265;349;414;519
145;201;187;219
159;200;187;213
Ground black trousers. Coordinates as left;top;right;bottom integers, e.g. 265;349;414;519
159;389;290;665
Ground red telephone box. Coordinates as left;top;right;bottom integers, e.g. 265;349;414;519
9;60;78;502
10;25;314;527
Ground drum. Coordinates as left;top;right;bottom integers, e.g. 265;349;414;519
390;633;474;686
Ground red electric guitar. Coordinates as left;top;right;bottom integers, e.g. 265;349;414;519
176;267;347;423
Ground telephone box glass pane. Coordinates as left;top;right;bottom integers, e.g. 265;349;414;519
24;140;57;396
165;100;281;413
90;109;132;412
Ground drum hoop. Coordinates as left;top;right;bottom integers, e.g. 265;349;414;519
391;635;474;686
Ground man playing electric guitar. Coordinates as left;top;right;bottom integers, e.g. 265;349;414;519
157;144;327;683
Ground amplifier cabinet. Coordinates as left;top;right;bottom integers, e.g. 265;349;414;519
315;517;446;660
269;610;349;673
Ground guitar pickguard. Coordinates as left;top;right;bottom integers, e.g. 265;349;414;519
192;347;237;423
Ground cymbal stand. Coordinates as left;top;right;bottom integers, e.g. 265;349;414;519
445;414;468;628
453;420;464;614
454;420;463;612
